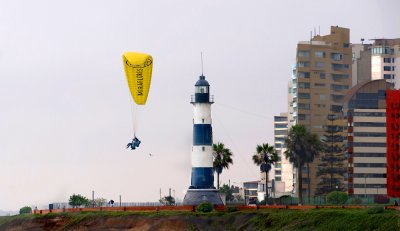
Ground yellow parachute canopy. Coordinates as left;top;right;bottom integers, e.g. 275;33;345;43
123;52;153;105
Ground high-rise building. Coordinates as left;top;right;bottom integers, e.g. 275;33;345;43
343;79;392;196
370;39;400;89
294;26;352;196
352;43;372;86
352;39;400;88
272;113;294;193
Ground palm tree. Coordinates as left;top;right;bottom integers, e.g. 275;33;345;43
305;133;322;202
212;142;233;189
284;125;321;205
252;143;278;204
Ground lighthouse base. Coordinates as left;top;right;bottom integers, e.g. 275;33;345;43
183;189;224;206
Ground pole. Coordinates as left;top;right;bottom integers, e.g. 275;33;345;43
364;176;367;198
169;188;172;206
92;190;94;208
119;195;121;207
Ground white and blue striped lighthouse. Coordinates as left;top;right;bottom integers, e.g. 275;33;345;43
183;75;223;205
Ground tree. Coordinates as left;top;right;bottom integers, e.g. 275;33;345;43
252;143;278;204
316;115;346;195
68;194;90;208
159;196;175;206
285;125;322;205
219;184;234;202
305;133;322;202
19;206;32;214
326;191;348;204
93;198;107;207
212;142;233;189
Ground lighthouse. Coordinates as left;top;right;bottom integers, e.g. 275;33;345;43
183;75;223;206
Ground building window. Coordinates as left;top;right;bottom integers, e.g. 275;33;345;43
383;66;393;71
354;132;386;137
274;123;288;128
298;61;309;67
353;111;386;117
320;72;326;79
275;176;281;181
298;72;310;78
298;103;310;110
384;58;392;63
353;153;386;157
353;163;386;168
315;51;325;58
274;116;287;122
298;114;310;120
315;83;325;87
315;62;325;68
275;130;288;136
353;122;386;127
384;74;393;79
298;50;310;57
331;53;343;61
275;170;282;175
298;82;310;89
352;142;386;147
331;84;349;91
343;43;350;48
195;86;208;93
298;93;310;99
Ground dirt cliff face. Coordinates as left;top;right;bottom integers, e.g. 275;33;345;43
0;212;259;231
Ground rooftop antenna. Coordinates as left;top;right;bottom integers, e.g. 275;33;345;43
201;52;204;76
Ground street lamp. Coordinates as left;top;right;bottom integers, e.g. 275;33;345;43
335;185;339;204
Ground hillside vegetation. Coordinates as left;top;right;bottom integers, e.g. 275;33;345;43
0;208;399;230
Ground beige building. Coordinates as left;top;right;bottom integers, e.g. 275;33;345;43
271;113;294;194
370;39;400;89
343;79;392;196
352;38;400;89
294;26;352;196
352;43;372;86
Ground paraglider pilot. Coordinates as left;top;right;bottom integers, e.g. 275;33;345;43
126;136;141;150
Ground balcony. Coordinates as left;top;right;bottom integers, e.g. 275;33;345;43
190;95;214;104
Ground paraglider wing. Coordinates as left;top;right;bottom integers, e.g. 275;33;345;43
123;52;153;105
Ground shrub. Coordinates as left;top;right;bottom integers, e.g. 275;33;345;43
225;206;238;213
326;191;348;204
367;206;384;214
373;195;390;204
196;202;213;213
350;198;363;205
19;206;32;214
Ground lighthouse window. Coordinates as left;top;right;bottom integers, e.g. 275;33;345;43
195;86;208;93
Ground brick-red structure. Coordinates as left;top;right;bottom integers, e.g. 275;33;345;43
386;90;400;197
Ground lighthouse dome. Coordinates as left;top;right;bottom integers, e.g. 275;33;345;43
195;75;210;86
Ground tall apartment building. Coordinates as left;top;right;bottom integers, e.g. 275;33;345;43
288;64;297;126
343;79;392;196
273;113;294;193
352;39;400;88
371;39;400;89
352;43;372;86
294;26;352;196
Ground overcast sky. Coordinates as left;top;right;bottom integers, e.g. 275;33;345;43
0;0;399;211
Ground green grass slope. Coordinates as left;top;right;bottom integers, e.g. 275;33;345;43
0;208;399;230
